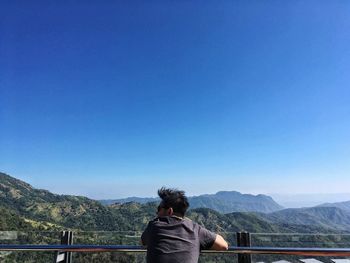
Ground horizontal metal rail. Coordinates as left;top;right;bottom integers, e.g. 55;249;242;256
1;245;350;257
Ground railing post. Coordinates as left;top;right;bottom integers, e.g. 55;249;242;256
54;231;73;263
237;231;251;263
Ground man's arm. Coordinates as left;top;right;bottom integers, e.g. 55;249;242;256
141;223;150;247
140;232;148;247
140;239;147;247
210;234;228;250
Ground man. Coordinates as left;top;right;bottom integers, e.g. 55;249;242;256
141;187;228;263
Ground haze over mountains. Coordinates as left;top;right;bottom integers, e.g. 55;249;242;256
318;200;350;213
271;193;350;208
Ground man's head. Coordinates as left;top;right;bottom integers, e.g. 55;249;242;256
157;187;189;217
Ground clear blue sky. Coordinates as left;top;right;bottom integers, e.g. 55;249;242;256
1;1;350;199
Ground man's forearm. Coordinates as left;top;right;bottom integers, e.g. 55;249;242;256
210;234;228;250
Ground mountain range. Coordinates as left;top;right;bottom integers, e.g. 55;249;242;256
100;190;283;213
1;171;350;234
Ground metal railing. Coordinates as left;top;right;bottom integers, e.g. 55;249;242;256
2;231;350;263
2;244;350;256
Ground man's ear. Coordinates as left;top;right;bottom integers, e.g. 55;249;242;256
168;207;173;216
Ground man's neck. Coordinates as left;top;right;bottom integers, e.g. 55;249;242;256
171;213;184;220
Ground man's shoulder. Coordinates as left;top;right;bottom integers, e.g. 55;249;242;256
182;217;196;226
182;217;207;228
147;216;198;227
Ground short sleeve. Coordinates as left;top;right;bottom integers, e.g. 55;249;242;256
198;225;217;250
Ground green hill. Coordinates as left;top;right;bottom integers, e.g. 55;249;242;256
0;172;131;231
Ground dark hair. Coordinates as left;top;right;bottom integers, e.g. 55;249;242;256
158;187;189;217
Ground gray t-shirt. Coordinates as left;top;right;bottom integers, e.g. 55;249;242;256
141;216;216;263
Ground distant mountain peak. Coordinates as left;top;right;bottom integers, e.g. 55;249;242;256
189;190;283;213
100;189;283;213
214;190;241;197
